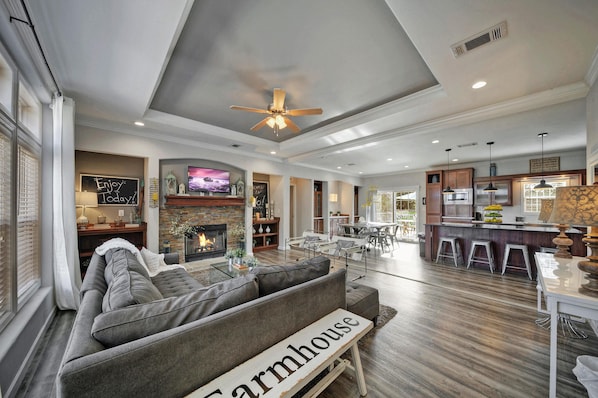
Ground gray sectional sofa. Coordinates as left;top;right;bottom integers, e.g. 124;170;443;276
57;248;378;397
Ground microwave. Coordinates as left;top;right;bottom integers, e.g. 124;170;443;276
443;188;473;205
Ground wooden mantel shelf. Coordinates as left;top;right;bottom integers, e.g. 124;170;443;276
164;195;245;207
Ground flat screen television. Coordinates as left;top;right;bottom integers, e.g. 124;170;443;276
187;166;230;193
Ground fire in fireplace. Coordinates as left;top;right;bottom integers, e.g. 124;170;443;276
185;224;227;262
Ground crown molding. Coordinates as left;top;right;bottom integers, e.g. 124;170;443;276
287;82;589;165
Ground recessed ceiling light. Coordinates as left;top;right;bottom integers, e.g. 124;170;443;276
387;158;392;161
337;166;342;169
358;171;363;174
270;151;276;155
404;165;409;168
472;81;487;89
432;140;439;144
452;158;459;162
134;121;144;126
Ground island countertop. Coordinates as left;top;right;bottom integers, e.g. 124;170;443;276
424;223;587;276
434;222;584;234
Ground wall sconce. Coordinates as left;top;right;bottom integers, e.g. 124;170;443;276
76;191;98;225
329;193;338;202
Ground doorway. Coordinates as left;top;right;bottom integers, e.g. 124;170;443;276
374;189;418;242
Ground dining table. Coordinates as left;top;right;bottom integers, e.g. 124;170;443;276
339;222;397;253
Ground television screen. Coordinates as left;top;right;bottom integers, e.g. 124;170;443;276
187;166;230;193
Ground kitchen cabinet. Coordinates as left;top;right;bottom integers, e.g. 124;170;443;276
425;170;442;224
474;179;512;206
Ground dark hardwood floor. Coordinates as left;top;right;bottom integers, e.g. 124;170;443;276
16;242;597;397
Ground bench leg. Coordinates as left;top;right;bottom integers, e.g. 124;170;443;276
350;343;368;396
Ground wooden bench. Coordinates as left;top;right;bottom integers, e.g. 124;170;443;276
189;308;373;397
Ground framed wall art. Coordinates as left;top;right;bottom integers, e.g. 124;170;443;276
80;174;139;206
253;181;269;218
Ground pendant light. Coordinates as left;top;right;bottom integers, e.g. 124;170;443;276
442;148;455;194
534;132;553;190
483;141;498;192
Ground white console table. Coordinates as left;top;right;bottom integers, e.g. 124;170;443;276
535;253;598;398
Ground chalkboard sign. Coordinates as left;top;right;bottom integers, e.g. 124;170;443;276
253;181;269;218
80;174;139;206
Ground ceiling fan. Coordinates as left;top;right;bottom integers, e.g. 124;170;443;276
230;88;322;135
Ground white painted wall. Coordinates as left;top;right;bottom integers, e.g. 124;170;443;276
75;124;361;251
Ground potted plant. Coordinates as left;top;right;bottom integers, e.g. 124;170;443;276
245;256;258;269
224;250;235;266
230;223;246;250
232;247;246;264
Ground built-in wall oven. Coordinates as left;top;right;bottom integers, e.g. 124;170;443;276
443;188;473;205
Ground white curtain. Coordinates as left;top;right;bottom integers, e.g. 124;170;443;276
51;95;81;310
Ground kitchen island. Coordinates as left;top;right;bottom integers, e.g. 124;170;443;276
424;223;586;277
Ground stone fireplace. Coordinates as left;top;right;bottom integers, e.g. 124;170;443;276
184;223;227;261
159;196;245;263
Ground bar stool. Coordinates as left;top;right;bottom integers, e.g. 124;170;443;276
435;237;463;267
501;243;532;280
467;240;495;273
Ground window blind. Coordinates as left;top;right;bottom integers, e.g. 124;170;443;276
0;132;11;316
16;143;40;302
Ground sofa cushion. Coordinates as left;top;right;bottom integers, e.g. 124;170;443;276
346;282;379;322
92;273;259;347
102;270;163;312
250;255;330;296
104;249;150;284
151;267;204;298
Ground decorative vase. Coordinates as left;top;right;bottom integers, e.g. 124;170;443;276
266;226;271;233
258;225;263;234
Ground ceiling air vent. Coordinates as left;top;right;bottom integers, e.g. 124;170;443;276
451;21;507;58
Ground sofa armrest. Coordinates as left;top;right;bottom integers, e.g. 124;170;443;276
163;252;180;265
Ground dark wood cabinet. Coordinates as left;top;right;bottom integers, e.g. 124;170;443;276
252;218;279;252
444;168;473;189
425;170;442;224
77;223;147;277
474;178;513;206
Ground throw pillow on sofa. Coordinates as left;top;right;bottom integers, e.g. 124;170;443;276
140;247;167;274
250;255;330;296
92;273;259;347
103;269;163;312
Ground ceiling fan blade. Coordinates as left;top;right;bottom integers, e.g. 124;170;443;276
284;117;301;133
272;88;286;111
286;108;323;116
250;117;271;131
230;105;270;114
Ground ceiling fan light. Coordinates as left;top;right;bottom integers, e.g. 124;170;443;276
266;117;276;128
275;115;286;129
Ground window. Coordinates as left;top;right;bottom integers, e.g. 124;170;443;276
521;178;569;213
0;92;41;332
16;141;40;305
0;128;12;323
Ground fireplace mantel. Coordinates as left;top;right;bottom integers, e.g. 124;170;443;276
164;195;244;207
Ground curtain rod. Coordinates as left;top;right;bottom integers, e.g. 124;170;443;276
10;0;62;97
